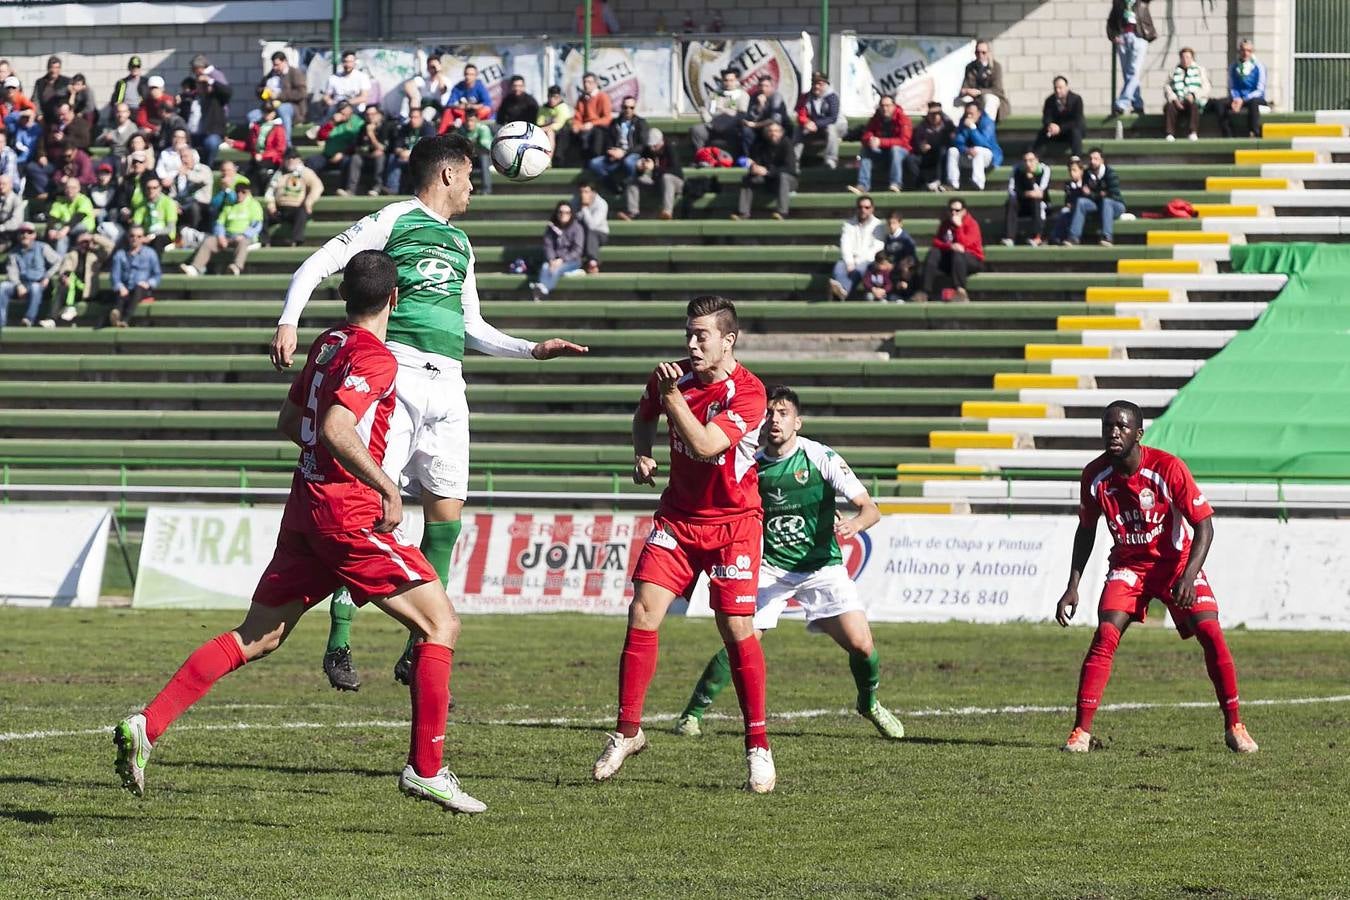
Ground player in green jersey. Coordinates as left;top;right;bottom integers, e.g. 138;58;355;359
673;386;905;739
267;134;587;691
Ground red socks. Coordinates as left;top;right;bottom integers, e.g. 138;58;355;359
142;632;247;743
1194;618;1242;729
726;635;770;751
616;627;659;737
1074;621;1121;732
408;642;454;778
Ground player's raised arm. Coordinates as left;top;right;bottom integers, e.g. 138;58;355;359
460;253;588;360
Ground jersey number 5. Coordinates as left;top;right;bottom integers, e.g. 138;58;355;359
300;372;324;446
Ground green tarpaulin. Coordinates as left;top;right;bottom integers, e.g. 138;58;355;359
1145;243;1350;478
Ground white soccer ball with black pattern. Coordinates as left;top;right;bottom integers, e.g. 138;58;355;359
490;121;553;182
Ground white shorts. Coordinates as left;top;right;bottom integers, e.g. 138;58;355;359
752;562;862;632
382;342;470;501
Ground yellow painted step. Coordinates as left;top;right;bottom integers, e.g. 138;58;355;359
877;500;960;515
929;431;1017;450
1025;344;1112;360
1085;286;1171;303
1234;148;1317;164
1147;231;1230;246
1191;204;1261;218
993;373;1080;389
1058;315;1140;331
1206;176;1288;191
895;463;988;483
1116;258;1201;274
961;401;1049;419
1263;122;1345;138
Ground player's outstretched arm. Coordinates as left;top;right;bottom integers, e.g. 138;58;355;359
1056;524;1096;626
835;491;881;540
1173;517;1214;610
276;398;304;448
319;405;403;533
632;412;659;485
656;362;732;459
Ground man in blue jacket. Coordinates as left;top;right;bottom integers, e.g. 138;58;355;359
1;223;61;328
108;224;162;327
1220;39;1265;138
946;101;1002;190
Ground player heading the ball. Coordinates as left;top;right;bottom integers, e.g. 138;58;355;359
1056;400;1257;755
115;251;487;813
593;295;776;793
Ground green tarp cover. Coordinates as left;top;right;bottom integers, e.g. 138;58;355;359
1145;244;1350;477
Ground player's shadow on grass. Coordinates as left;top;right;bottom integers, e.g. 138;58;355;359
157;759;389;779
870;734;1045;750
0;806;56;825
0;774;69;788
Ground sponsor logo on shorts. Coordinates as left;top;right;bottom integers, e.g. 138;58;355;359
646;527;678;551
709;564;754;581
1107;568;1140;586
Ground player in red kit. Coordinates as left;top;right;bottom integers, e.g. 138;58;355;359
1056;400;1258;754
113;251;487;812
592;295;775;792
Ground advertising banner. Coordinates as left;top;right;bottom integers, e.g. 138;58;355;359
837;34;976;117
553;41;677;118
681;35;810;116
294;46;422;112
0;506;110;607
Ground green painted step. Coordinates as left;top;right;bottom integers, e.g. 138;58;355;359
892;329;1080;347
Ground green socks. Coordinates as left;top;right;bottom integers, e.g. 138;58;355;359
849;650;881;713
681;647;733;719
399;518;464;662
326;588;357;652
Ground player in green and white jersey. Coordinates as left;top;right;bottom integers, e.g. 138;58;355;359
268;134;588;691
674;386;905;739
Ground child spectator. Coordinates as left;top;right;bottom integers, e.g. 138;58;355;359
1051;157;1090;245
108;224;162;327
862;251;900;303
883;210;918;267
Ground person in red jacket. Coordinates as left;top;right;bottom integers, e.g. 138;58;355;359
230;101;287;186
852;95;911;194
913;196;983;303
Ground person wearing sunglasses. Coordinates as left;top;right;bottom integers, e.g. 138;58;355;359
587;95;646;193
913;198;983;303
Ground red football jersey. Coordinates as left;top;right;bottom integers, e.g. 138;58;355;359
281;325;399;534
1079;446;1214;570
636;359;767;522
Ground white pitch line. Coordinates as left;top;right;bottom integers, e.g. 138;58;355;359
3;694;1349;744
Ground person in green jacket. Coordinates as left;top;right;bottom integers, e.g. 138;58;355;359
131;176;179;253
45;177;96;255
181;178;264;276
304;101;364;179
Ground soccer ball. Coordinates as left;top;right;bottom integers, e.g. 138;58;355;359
490;121;553;182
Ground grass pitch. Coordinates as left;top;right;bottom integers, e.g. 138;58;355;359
1;609;1347;898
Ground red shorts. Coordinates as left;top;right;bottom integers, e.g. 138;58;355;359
252;527;437;608
1099;564;1218;639
631;514;762;615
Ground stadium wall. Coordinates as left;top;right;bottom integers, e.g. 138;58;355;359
1;0;1290;121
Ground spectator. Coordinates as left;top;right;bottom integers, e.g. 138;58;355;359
98;103;139;160
116;150;152;214
187;55;232;164
156;128;192;181
1002;149;1051;246
794;71;846;169
572;181;609;270
441;64;493;131
182;178;263;276
1034;76;1086;158
618;127;682;221
690;68;749;152
48;103;92;153
253;50;307;141
862;251;900;303
132;175;179;253
1221;39;1266;138
0;131;18;189
530;201;586;301
914;197;983;303
401;55;450;122
457;109;494;196
956;40;1010;122
1050;157;1091;245
11;108;42;172
829;194;884;301
305;102;362;183
1065;147;1125;247
0;174;25;252
384;106;435;194
1164;48;1211;142
882;211;918;301
1;75;37;128
946;101;1002;190
1107;0;1157;117
68;74;96;126
108;225;162;327
739;73;792;158
733;121;798;220
853;95;911;194
265;149;323;246
107;56;148;123
231;101;288;185
89;162;120;225
46;230;106;327
27;140;94;199
316;51;371;121
0;223;61;328
570;72;614;161
587;96;645;191
575;0;620;35
169;146;213;231
536;85;572;157
497;75;539;126
134;76;176;143
33;55;71;122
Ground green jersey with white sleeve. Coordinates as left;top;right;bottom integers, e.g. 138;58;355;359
758;436;867;573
